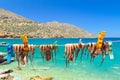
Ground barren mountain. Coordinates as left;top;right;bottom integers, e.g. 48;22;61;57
0;8;96;38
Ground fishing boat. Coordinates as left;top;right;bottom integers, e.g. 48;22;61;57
0;42;8;47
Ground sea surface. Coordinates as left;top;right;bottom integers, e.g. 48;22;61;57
0;38;120;80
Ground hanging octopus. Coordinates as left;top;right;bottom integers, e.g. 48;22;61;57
64;44;77;67
52;44;58;60
28;44;36;66
13;44;36;69
86;42;109;65
39;45;45;62
39;45;53;62
73;43;86;61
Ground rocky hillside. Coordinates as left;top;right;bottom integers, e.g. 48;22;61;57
0;8;96;38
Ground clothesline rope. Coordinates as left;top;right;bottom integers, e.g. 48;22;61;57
36;40;120;46
35;44;65;47
0;40;120;46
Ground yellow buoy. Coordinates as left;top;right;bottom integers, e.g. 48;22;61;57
21;34;29;51
96;31;106;49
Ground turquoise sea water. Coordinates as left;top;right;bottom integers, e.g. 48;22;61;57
0;38;120;80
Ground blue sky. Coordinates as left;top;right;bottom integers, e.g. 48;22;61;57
0;0;120;37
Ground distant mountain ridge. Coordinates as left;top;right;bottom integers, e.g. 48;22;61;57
0;8;30;22
0;8;96;38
